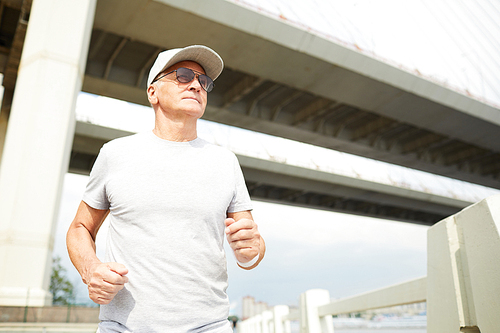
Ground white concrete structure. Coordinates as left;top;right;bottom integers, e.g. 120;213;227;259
427;194;500;333
299;289;334;333
81;0;500;190
0;0;96;306
272;305;291;333
72;121;475;225
318;277;426;317
261;310;273;333
239;194;500;332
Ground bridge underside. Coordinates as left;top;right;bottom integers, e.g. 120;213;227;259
0;0;498;223
78;0;500;191
71;122;467;226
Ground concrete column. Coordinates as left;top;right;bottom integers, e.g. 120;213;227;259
427;215;464;332
427;194;500;333
253;314;263;333
238;319;247;333
299;289;334;333
273;305;291;333
261;310;273;333
0;74;6;160
0;0;96;306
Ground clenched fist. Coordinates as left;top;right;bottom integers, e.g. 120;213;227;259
85;262;128;305
225;218;261;267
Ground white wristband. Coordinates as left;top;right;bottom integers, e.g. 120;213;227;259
237;253;260;268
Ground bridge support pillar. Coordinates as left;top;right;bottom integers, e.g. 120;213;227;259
0;0;96;306
0;76;6;163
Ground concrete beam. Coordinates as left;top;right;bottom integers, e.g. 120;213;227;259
77;0;500;188
154;0;500;149
318;277;426;316
71;121;470;225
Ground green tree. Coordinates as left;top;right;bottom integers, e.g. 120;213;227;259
228;315;239;327
50;256;75;305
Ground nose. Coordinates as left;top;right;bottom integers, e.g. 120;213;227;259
188;75;202;92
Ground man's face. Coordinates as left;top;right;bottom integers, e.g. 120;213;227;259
151;60;208;120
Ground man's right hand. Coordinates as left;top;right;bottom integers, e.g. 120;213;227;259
86;262;128;305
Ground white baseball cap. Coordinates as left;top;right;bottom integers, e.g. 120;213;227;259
147;45;224;87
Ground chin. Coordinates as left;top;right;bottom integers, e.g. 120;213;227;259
185;109;205;119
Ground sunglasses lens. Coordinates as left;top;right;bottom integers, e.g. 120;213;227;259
176;68;195;83
175;68;214;92
198;75;214;92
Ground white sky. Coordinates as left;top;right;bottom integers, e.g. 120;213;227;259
53;0;500;316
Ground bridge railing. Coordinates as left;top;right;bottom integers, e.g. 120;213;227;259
238;194;500;333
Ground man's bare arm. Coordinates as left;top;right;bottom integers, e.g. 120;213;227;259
225;210;266;270
66;201;128;304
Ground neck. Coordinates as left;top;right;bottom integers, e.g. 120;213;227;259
152;111;198;142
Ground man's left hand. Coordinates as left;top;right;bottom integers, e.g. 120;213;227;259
225;217;261;265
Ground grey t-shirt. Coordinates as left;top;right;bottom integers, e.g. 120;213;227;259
83;131;252;333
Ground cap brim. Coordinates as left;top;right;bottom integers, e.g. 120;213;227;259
148;45;224;86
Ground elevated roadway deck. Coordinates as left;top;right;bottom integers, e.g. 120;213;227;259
80;0;500;190
71;121;472;225
0;0;498;205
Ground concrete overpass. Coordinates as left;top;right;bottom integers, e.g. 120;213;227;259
2;0;500;190
72;121;471;226
83;0;500;190
0;0;499;306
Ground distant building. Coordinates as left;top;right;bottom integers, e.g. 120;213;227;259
242;296;255;320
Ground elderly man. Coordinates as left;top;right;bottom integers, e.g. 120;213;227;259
67;45;265;333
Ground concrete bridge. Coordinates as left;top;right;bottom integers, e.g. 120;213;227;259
72;120;473;226
0;0;499;307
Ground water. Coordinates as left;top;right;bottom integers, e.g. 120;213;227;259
283;323;426;333
281;328;426;333
284;319;427;333
234;326;426;333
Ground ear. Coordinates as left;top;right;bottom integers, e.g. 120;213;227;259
147;84;158;105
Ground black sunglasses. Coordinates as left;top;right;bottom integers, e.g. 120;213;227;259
152;67;214;92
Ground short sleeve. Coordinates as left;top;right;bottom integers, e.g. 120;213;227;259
82;145;110;210
227;154;253;213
